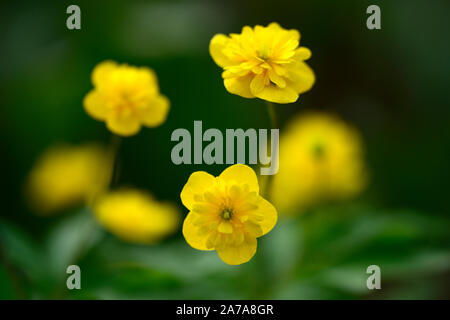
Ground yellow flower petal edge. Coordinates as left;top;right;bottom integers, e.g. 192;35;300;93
180;164;277;265
210;23;315;104
94;189;180;244
83;60;170;136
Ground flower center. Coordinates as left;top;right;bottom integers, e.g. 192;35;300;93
221;209;233;220
256;45;271;61
312;142;326;159
258;53;269;61
115;89;140;115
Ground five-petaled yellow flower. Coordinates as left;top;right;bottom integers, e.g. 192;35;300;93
271;112;368;214
93;189;180;244
181;164;277;265
26;144;109;215
209;22;315;104
83;60;170;136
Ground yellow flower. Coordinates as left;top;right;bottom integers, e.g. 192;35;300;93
26;144;109;215
271;112;368;214
181;164;277;265
209;22;315;104
93;189;180;244
83;60;170;136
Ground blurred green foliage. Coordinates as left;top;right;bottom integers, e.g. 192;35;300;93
0;0;449;299
1;204;449;299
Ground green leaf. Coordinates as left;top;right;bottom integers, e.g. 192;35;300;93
0;220;43;286
44;207;103;282
0;264;17;299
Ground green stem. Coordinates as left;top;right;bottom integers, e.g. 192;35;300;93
263;101;278;200
266;101;279;129
86;134;121;207
108;134;122;188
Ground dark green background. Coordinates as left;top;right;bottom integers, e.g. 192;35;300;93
0;0;449;299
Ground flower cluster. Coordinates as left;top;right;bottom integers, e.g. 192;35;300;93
26;22;369;267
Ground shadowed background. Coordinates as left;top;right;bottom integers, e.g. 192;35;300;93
0;0;449;299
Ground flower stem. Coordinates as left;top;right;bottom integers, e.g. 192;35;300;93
87;134;121;208
263;101;278;199
266;101;279;129
108;134;122;188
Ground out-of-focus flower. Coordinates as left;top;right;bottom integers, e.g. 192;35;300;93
83;60;170;136
26;144;109;215
93;189;180;244
271;112;368;214
181;164;277;265
209;22;315;104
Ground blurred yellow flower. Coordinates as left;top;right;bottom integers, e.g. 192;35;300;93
181;164;277;265
209;22;315;104
26;144;109;215
93;189;180;244
271;112;368;214
83;60;170;136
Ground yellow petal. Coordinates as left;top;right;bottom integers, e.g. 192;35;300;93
210;34;233;68
223;74;254;99
250;73;266;95
268;69;286;88
137;67;159;91
83;90;108;121
255;84;298;104
278;29;300;46
180;171;216;210
244;221;263;237
295;47;312;60
216;237;257;265
267;22;282;31
218;164;259;193
218;221;233;234
92;60;117;87
141;95;170;127
255;196;278;236
286;62;315;94
182;212;213;251
192;202;219;216
106;113;141;136
206;232;219;249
